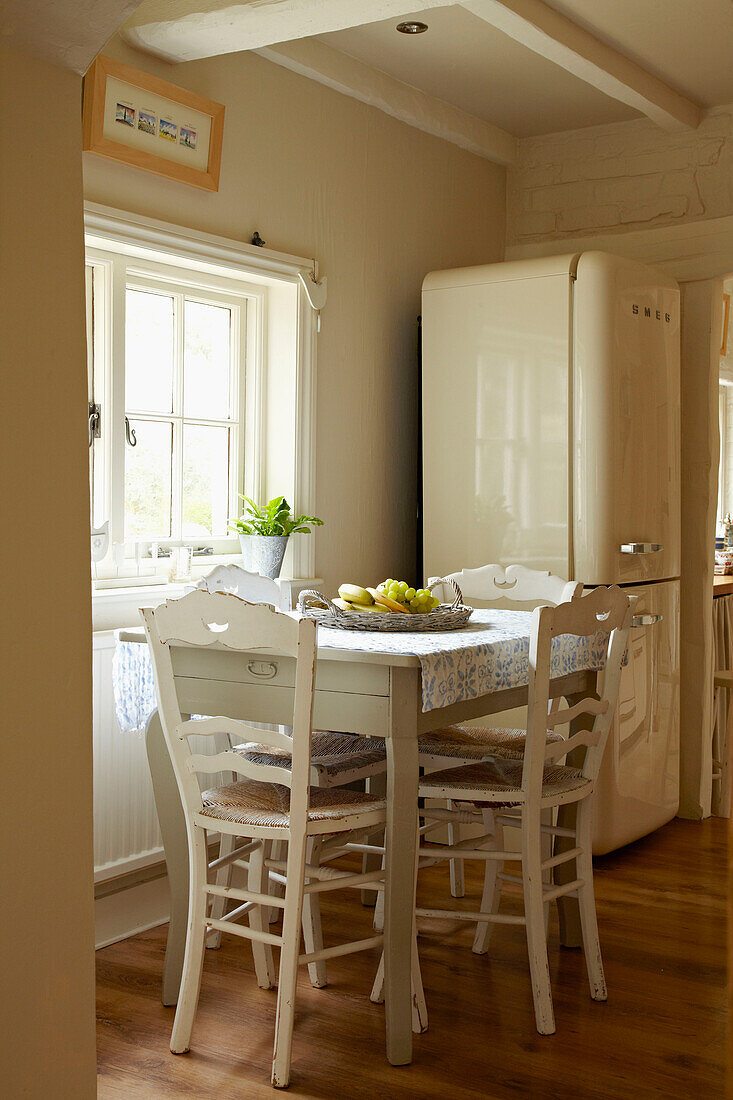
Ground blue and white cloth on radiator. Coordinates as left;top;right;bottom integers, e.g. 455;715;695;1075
113;608;610;733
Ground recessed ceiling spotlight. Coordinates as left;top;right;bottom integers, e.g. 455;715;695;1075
396;20;428;34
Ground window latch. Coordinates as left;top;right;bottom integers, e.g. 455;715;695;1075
88;403;101;447
125;417;137;447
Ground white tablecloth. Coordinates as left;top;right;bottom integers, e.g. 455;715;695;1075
113;608;609;733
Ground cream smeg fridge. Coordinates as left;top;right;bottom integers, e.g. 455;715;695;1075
421;251;680;853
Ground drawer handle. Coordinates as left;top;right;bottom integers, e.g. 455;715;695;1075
247;660;278;679
631;613;663;627
620;543;663;554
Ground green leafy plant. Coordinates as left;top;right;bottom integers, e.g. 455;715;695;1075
229;495;324;537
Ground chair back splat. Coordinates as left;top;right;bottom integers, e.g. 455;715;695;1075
525;585;632;786
430;563;582;610
196;563;289;609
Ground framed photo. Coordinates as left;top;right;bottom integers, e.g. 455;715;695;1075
82;55;224;192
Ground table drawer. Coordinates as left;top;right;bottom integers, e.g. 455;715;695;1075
171;647;389;697
174;677;390;737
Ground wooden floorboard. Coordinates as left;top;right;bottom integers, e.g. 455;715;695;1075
96;818;728;1098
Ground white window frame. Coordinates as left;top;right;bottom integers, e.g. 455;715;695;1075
87;251;255;552
84;202;319;583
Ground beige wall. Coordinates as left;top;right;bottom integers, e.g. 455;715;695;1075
84;39;506;592
0;43;96;1098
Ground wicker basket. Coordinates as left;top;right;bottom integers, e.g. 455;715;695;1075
297;578;472;632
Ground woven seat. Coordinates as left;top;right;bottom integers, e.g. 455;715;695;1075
234;731;386;779
418;725;565;761
419;759;590;806
200;778;386;828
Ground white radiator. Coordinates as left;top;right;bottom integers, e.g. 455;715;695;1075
93;632;163;883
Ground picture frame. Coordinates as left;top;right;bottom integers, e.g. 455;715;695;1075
82;55;225;192
722;292;731;358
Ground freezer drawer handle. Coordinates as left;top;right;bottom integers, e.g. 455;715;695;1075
619;542;663;554
631;613;663;628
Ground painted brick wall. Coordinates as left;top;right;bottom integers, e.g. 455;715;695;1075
507;104;733;245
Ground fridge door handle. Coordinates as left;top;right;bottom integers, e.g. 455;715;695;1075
619;542;663;554
631;613;663;627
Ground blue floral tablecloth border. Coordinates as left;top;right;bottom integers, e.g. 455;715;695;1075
113;608;609;734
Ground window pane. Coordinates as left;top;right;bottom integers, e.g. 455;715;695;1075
124;420;172;538
184;300;231;419
126;289;174;413
182;424;230;537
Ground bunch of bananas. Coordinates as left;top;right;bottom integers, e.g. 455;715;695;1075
335;580;440;614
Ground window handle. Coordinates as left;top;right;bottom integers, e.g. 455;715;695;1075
125;417;137;447
88;403;101;448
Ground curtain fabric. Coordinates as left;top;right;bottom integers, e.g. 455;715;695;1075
712;593;733;816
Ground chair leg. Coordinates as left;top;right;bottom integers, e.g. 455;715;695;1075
472;809;503;955
269;839;286;924
575;798;607;1001
370;951;384;1004
302;837;328;988
170;826;208;1054
373;850;386;932
248;840;276;990
271;831;308;1089
541;807;554;937
207;832;237;950
447;800;465;898
362;771;386;907
521;809;555;1036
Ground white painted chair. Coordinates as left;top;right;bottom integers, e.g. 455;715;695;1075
413;586;631;1035
193;563;387;933
142;590;425;1089
423;564;581;767
421;564;582;899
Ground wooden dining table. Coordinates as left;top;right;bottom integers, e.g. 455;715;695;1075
120;613;598;1067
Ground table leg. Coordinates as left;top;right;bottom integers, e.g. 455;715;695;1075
384;666;420;1066
145;709;189;1006
555;681;598;949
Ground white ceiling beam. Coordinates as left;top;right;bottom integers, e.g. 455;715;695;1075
257;38;516;165
122;0;450;63
462;0;701;132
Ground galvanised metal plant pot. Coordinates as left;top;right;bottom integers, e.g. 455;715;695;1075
238;534;289;579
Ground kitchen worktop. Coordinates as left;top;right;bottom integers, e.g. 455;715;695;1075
714;575;733;596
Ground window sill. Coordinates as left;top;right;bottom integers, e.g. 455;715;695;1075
91;573;324;632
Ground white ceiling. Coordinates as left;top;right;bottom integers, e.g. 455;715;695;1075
317;6;638;138
316;0;733;137
546;0;733;108
117;0;733;154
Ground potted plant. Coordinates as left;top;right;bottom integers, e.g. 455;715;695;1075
229;495;323;579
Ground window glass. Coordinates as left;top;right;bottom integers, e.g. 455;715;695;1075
182;424;230;537
183;299;231;419
124;419;173;538
125;289;174;414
